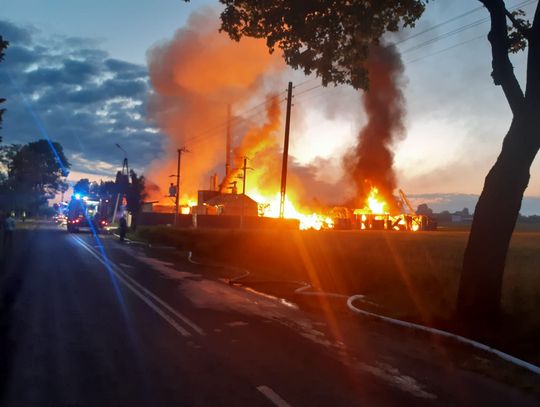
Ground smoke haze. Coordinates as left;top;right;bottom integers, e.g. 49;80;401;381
146;8;283;201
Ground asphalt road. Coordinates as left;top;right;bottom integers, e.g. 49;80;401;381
0;222;537;406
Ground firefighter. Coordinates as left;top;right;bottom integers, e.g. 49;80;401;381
118;214;127;242
3;212;16;252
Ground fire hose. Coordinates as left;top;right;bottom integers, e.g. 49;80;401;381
187;251;540;376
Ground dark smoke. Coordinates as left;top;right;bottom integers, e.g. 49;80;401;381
345;43;406;211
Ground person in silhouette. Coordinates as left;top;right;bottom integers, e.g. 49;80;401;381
3;212;16;251
118;215;127;242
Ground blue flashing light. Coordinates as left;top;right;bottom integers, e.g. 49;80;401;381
74;193;81;200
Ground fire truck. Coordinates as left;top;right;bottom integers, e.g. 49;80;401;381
66;194;109;233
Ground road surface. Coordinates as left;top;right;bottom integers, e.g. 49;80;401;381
0;222;537;406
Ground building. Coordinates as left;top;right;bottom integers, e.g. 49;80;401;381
200;192;258;217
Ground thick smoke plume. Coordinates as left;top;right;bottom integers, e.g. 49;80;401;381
345;43;406;211
146;9;407;213
220;95;281;193
146;9;283;202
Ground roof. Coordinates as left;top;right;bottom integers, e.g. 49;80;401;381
205;193;258;206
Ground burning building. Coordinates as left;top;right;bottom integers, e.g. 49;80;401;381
143;10;435;232
196;190;258;217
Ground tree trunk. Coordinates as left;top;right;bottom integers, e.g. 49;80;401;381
456;111;539;322
457;0;540;324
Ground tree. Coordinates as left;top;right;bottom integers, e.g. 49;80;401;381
416;203;433;216
98;180;119;199
456;1;540;322
59;180;69;202
0;36;9;135
7;139;70;214
220;1;425;89
115;170;129;194
126;170;147;231
73;178;91;196
218;0;540;322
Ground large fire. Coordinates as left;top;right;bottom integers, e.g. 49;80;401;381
249;191;333;231
359;187;387;214
159;184;426;232
144;12;429;232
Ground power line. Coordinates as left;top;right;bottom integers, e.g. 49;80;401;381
294;84;324;97
269;0;536;105
184;92;287;145
402;18;489;54
180;0;539;150
405;0;537;62
399;0;534;48
406;34;486;64
185;98;287;148
293;77;320;89
396;5;485;45
402;0;536;55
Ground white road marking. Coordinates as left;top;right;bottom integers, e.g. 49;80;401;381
76;236;205;336
72;235;205;336
227;321;249;327
358;362;437;400
119;263;135;268
256;386;292;407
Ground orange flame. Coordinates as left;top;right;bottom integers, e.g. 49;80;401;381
353;187;388;215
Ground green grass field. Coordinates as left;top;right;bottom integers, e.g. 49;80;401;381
133;226;540;363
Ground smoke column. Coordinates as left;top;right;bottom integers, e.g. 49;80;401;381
345;43;406;211
220;95;281;192
146;8;283;202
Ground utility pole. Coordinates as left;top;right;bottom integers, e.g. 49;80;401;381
225;104;232;178
239;156;253;228
113;143;129;225
174;147;189;226
241;156;248;195
279;82;293;218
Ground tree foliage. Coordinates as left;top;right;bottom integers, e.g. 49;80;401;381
1;139;70;214
0;35;9;131
219;0;427;89
73;178;91;196
126;170;147;230
97;180;118;199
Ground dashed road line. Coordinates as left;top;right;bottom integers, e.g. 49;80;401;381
72;234;205;337
119;263;135;268
256;386;292;407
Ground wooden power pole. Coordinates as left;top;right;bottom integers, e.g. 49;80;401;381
241;156;248;195
279;82;293;218
239;156;253;228
225;104;232;178
174;147;189;226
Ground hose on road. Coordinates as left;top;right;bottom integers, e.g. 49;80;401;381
187;251;540;376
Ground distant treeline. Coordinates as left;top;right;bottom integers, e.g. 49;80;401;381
417;203;540;223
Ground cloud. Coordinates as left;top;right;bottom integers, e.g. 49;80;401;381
0;19;163;178
105;58;147;80
0;20;33;44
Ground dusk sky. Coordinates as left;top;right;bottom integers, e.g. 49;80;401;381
2;0;540;213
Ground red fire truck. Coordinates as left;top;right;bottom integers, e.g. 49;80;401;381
66;194;109;233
